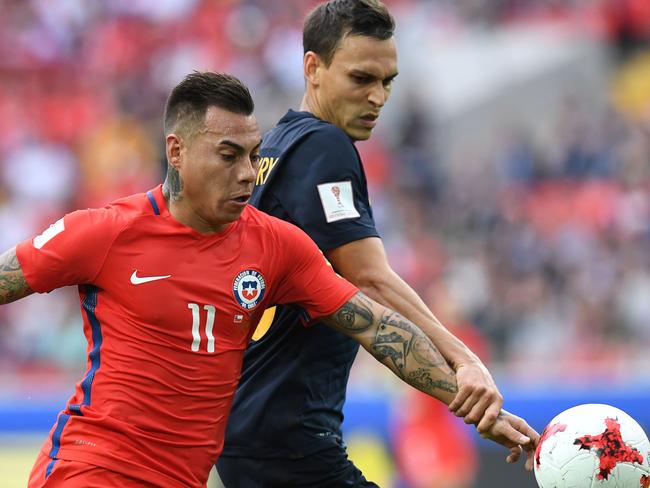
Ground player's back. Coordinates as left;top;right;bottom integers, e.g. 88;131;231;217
221;110;379;459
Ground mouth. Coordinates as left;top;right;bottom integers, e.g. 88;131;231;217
359;113;379;128
230;193;251;205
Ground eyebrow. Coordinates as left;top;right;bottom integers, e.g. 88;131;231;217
350;69;399;83
218;139;263;152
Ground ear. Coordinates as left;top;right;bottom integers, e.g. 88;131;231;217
166;133;183;170
304;51;323;87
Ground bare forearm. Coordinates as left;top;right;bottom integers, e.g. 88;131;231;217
358;269;482;370
0;247;34;304
323;292;458;404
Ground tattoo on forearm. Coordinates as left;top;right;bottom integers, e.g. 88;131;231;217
372;310;457;394
333;294;374;332
372;329;410;369
327;292;458;399
411;336;447;368
406;369;458;394
0;248;32;304
373;311;450;369
163;165;183;201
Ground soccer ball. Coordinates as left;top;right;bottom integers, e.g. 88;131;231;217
535;404;650;488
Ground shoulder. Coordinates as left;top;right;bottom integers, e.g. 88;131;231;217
280;124;360;181
72;190;156;233
240;206;313;245
240;205;293;233
266;112;355;155
299;120;354;152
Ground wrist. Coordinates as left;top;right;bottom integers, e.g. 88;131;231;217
452;358;482;373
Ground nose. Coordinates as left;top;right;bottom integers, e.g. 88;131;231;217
239;157;257;184
368;81;388;108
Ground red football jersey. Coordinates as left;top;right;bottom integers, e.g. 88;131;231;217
16;185;358;487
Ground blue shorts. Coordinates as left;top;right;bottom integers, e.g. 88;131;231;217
216;446;379;487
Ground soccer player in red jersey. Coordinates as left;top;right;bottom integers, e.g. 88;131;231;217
0;72;537;487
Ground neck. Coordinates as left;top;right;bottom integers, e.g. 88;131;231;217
162;176;227;235
300;92;325;121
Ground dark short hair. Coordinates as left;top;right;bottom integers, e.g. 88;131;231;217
303;0;395;66
164;71;254;138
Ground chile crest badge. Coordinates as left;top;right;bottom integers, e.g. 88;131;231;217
233;270;266;310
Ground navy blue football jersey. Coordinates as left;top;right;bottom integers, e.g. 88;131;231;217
220;110;379;459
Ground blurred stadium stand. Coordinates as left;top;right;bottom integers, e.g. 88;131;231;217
2;0;650;486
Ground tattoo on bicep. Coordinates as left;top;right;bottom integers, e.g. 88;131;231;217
0;251;20;272
0;247;32;304
333;293;374;332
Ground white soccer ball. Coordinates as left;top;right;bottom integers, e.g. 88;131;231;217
535;404;650;488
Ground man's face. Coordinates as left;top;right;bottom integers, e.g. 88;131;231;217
173;106;261;231
315;34;398;141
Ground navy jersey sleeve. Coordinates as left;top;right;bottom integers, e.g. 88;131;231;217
270;125;379;251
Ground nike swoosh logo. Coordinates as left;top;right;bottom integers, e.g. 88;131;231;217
130;271;172;285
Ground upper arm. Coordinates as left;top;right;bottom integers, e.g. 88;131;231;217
325;236;393;289
16;209;120;293
274;130;379;250
269;219;358;319
0;246;34;304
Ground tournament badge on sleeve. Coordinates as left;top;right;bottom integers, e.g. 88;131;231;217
233;270;266;310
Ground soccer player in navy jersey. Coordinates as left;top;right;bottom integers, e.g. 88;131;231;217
218;1;538;486
0;71;535;487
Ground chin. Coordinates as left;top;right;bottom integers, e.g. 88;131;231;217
350;129;373;141
343;124;370;140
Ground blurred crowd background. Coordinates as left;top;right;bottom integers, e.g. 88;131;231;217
1;0;650;487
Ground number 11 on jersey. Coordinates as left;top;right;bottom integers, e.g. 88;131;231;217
188;303;216;353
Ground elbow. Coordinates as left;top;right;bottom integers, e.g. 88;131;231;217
350;270;390;302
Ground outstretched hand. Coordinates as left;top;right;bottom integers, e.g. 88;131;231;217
448;362;503;432
481;409;540;471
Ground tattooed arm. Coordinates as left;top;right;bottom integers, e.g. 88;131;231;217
0;247;34;304
321;291;458;404
322;291;540;470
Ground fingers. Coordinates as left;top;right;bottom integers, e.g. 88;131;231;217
448;365;503;427
497;421;531;446
450;386;502;422
506;413;540;446
484;410;539;471
475;402;501;434
506;445;522;464
524;445;535;472
459;391;490;423
447;386;470;413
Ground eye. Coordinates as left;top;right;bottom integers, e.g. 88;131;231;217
351;74;371;84
251;154;261;165
221;153;237;162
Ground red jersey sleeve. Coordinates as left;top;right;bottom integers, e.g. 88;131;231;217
16;208;121;293
270;219;358;321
